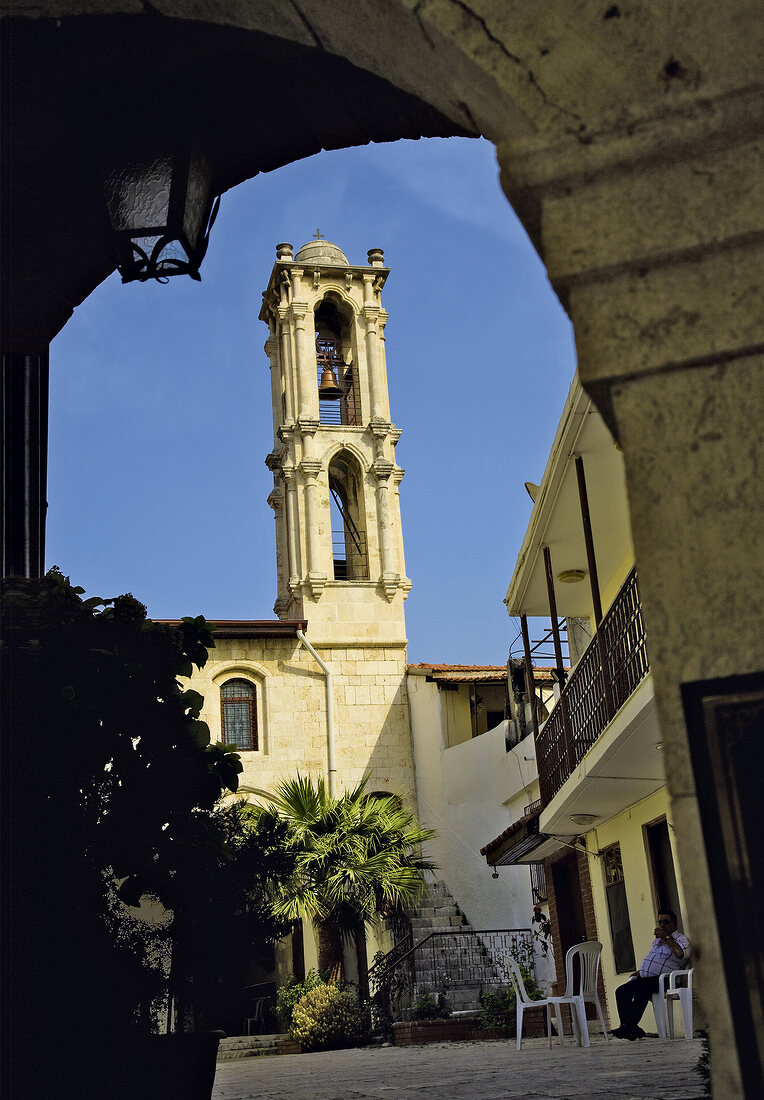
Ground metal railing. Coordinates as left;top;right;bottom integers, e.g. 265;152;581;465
368;928;534;1018
331;528;368;579
317;349;361;426
536;567;649;806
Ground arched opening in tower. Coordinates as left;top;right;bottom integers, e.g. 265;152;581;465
327;451;368;581
315;296;359;427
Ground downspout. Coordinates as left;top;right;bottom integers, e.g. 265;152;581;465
296;629;336;797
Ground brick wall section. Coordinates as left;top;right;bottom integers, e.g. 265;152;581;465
392;1015;550;1045
543;855;565;997
577;848;609;1024
578;848;598;942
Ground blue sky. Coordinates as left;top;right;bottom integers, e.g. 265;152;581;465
47;137;576;666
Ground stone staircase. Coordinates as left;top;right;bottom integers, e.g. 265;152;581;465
217;1034;280;1061
403;880;506;1013
407;879;469;938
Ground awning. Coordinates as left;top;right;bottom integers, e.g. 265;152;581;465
481;808;569;867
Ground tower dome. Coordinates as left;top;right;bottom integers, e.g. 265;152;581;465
294;238;349;267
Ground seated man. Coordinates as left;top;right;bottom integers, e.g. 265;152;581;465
612;909;690;1040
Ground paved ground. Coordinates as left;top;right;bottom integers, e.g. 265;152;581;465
212;1036;704;1099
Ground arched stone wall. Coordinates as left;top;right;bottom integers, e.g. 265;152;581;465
5;4;762;1093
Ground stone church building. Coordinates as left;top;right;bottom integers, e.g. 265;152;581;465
180;237;541;998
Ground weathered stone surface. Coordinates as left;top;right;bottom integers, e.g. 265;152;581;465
212;1037;704;1099
607;353;764;1090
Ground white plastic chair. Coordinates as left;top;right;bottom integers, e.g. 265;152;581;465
245;996;268;1035
547;941;609;1048
652;968;694;1038
503;955;556;1051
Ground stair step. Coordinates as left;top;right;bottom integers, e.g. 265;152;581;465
217;1035;281;1061
374;879;511;1015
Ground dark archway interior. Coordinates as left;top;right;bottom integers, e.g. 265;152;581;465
3;15;472;351
328;451;367;581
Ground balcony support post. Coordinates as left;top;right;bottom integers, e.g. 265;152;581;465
574;455;615;721
543;545;566;683
543;545;575;775
574;455;603;626
520;614;540;743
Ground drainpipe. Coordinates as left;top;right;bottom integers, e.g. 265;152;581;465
296;630;336;797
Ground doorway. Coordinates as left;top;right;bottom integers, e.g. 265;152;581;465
551;852;587;959
645;818;682;926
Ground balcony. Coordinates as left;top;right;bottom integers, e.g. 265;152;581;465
535;567;649;807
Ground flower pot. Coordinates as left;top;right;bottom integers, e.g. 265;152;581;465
111;1030;226;1099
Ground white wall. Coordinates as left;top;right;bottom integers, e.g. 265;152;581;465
408;673;554;985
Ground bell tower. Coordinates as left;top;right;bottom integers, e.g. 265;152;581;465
260;237;411;646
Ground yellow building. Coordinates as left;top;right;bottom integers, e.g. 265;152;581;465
483;373;688;1033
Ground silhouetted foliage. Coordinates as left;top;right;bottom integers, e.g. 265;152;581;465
153;800;297;1032
3;568;243;1093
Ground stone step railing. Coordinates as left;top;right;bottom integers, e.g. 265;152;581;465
370;927;534;1018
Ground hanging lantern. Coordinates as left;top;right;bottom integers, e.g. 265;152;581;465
318;365;343;400
105;145;219;283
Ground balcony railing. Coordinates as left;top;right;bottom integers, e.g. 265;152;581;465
536;567;649;806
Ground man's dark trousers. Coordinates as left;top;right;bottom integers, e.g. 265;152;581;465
615;976;660;1030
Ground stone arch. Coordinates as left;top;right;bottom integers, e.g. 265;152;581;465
327;448;369;581
319;438;369;475
235;786;274;808
8;7;763;1093
314;291;359;425
314;286;357;317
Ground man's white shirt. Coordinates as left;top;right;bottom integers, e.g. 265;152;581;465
638;932;690;978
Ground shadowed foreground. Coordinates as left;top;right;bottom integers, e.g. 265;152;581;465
212;1036;704;1099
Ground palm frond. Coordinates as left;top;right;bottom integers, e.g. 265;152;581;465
262;771;438;939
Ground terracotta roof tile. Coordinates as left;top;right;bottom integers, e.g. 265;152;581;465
408;662;557;681
409;663;507;671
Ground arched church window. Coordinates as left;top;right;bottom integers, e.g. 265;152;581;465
367;791;403;812
328;452;368;581
220;679;258;750
315;297;360;426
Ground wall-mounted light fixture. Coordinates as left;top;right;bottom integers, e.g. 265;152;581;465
569;813;599;827
105;146;220;283
558;569;586;583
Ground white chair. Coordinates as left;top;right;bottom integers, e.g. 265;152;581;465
245;996;268;1035
503;955;556;1051
547;941;609;1048
652;968;694;1039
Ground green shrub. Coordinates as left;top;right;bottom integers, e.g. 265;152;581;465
408;991;452;1021
290;984;366;1051
478;986;514;1032
275;970;325;1031
479;968;546;1035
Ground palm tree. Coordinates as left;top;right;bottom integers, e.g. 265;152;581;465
251;773;436;977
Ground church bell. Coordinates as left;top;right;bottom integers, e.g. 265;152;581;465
318;366;343;400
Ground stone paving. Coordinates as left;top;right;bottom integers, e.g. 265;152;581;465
212;1036;704;1099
